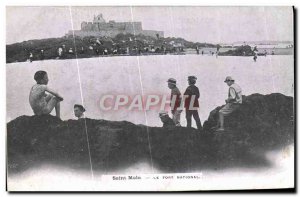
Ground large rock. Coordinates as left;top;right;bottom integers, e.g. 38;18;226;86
203;93;294;148
219;45;255;56
7;93;294;174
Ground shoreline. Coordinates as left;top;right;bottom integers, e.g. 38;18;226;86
6;52;294;65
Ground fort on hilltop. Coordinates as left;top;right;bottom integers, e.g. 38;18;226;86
66;14;164;38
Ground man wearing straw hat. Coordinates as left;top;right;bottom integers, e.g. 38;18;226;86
215;76;242;131
167;78;182;126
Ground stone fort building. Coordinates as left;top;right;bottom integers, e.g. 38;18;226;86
67;14;164;38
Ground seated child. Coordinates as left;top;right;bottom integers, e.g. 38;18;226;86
29;70;63;118
159;111;175;128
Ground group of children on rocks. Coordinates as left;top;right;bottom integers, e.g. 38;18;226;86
29;70;242;132
159;76;242;132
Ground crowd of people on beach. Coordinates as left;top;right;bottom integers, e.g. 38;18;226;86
25;36;190;63
26;41;268;64
27;45;184;63
29;70;242;132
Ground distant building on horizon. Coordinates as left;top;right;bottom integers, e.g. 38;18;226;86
66;14;164;38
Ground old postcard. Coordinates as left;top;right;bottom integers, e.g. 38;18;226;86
6;6;294;191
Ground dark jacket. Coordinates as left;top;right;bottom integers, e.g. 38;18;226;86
184;84;200;109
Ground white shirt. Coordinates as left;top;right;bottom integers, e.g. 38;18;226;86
228;83;242;104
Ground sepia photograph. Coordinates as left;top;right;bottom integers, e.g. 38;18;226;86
6;6;294;191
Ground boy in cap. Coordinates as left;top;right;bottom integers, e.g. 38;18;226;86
29;71;63;118
74;104;86;119
167;78;182;126
159;111;175;128
215;76;242;131
183;76;203;131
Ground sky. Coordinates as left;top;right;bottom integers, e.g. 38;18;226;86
6;6;294;44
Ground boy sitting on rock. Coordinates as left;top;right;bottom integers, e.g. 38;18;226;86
29;70;63;118
215;76;242;131
159;111;175;128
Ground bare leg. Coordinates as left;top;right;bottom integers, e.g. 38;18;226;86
44;97;61;117
55;101;60;118
219;112;225;130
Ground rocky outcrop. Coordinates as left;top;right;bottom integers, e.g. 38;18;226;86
219;45;255;56
7;93;294;174
6;34;217;63
204;93;294;148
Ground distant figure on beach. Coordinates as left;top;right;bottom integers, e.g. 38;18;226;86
68;48;74;54
40;50;44;60
159;111;175;128
216;45;220;58
184;76;203;131
58;47;63;58
29;52;33;62
253;46;258;62
272;50;275;55
167;78;182;126
214;76;242;132
216;44;220;52
62;45;66;54
196;46;199;54
74;104;86;119
202;51;204;55
253;52;258;62
104;48;108;55
94;48;99;55
29;71;63;118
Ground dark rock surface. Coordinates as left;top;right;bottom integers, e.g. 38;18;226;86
219;45;255;56
7;93;294;174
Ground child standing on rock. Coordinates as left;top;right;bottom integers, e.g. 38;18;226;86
184;76;203;132
167;78;182;126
